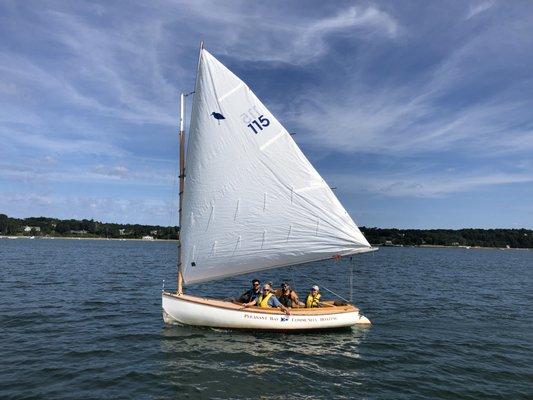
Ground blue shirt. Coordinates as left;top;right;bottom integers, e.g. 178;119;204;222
267;295;282;308
250;290;260;302
241;289;260;303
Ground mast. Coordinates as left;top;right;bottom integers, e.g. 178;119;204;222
177;41;204;294
177;92;185;294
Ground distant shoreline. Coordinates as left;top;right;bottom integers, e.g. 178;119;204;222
1;235;530;250
2;214;532;248
0;235;178;242
407;244;531;250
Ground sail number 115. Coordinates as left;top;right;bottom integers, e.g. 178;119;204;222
247;115;270;134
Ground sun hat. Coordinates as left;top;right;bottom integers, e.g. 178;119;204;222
311;285;319;291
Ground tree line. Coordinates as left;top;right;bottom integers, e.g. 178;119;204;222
0;214;531;248
360;227;532;248
0;214;179;240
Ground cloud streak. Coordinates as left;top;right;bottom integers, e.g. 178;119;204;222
175;2;400;64
329;170;533;198
287;33;533;157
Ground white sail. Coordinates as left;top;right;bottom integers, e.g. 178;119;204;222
181;49;372;284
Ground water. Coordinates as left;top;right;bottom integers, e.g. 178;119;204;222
0;239;531;399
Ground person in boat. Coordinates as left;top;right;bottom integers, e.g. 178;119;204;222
243;284;290;315
239;278;261;304
305;285;322;308
278;282;304;308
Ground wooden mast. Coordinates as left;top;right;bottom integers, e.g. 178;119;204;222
177;91;185;294
177;41;204;295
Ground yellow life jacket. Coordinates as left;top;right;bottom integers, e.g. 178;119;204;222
306;293;321;308
259;292;273;308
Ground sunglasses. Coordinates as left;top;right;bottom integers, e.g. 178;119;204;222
253;283;260;286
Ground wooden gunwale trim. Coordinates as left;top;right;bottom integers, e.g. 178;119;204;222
162;292;359;315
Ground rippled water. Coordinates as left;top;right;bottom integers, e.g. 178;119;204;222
1;239;531;399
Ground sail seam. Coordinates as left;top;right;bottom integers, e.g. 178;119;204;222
218;83;245;102
260;130;285;151
294;183;325;194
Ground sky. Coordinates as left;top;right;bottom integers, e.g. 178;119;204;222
1;0;532;228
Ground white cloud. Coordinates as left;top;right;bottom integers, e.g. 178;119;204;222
93;165;131;179
0;127;126;157
465;1;496;20
329;170;533;198
286;28;533;157
0;161;173;187
175;2;399;64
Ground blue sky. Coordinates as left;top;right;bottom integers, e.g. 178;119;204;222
1;0;532;228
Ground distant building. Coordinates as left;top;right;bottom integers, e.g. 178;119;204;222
119;229;126;235
142;235;154;241
23;226;41;232
150;230;158;236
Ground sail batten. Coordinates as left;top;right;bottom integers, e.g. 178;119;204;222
181;49;371;284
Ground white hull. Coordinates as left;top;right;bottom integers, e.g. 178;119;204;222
162;292;371;331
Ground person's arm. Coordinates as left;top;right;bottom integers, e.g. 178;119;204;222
270;296;290;315
291;291;304;307
242;299;257;308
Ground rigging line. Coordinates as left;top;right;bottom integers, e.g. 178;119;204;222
290;266;297;293
299;274;350;303
318;283;350;303
350;257;354;303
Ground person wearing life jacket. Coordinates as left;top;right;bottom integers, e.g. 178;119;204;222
239;278;261;305
305;285;322;308
243;284;290;315
278;282;304;308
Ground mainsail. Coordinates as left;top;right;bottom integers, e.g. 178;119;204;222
181;49;372;284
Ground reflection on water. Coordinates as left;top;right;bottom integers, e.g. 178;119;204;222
158;324;367;395
160;324;368;357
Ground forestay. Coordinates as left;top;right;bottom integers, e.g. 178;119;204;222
181;49;372;284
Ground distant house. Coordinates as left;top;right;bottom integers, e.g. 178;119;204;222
119;229;126;235
23;226;41;232
150;230;158;236
142;235;154;241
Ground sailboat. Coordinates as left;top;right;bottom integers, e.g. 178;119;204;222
162;43;376;331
